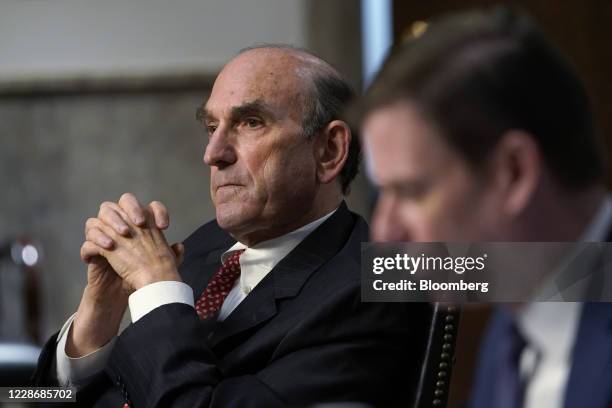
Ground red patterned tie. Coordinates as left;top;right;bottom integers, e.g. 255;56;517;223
195;249;245;320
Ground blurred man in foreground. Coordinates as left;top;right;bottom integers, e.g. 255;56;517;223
33;46;429;407
355;7;612;408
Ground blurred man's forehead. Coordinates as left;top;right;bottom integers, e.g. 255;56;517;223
362;100;455;185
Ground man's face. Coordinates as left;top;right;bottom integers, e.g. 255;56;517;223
201;50;319;243
362;100;504;242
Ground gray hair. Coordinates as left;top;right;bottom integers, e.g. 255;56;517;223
239;44;361;194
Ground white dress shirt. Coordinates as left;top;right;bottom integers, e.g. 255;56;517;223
518;196;612;408
56;209;336;388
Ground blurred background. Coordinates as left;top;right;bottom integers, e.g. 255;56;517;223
1;0;611;402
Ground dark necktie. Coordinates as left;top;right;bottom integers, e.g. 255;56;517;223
468;308;528;408
195;249;245;320
495;315;528;408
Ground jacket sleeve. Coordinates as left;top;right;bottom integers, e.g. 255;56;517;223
105;303;284;407
31;332;61;386
105;284;430;408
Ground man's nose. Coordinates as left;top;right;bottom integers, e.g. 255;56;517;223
371;194;411;242
203;128;237;168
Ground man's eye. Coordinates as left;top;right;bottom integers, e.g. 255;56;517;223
397;183;429;200
386;181;430;201
244;118;263;128
207;125;217;135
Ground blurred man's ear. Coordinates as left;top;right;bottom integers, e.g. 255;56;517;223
489;130;542;217
314;120;351;186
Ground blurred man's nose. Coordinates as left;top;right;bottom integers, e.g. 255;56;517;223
203;127;237;168
371;193;411;242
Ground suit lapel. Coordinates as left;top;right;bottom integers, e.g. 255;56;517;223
180;235;233;302
207;201;359;349
467;308;513;408
193;247;228;298
563;302;612;408
563;223;612;407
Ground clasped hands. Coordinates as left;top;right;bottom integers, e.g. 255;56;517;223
67;193;185;357
81;192;184;294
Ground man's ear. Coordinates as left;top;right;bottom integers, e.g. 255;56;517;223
314;120;351;185
490;130;542;216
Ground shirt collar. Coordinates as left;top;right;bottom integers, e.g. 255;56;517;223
220;208;338;294
577;195;612;242
517;195;612;359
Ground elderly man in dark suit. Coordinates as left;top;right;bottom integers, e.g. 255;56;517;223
355;7;612;408
33;45;429;407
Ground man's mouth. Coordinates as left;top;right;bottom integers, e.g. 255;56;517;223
215;184;244;194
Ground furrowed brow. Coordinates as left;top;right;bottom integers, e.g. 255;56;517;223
230;100;276;121
385;178;430;196
196;100;276;125
195;105;213;123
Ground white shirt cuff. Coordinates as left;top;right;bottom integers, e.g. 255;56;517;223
128;280;194;322
55;281;193;388
55;314;116;388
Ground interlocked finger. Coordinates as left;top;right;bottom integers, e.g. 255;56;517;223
118;193;146;226
99;202;132;236
80;240;105;263
148;201;170;229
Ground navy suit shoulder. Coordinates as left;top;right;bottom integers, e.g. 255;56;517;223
469;277;612;406
563;302;612;408
471;303;612;408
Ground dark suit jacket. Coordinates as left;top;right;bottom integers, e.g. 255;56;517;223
33;202;430;407
468;302;612;408
468;225;612;408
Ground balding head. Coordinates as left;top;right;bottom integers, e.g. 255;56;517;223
237;45;341;89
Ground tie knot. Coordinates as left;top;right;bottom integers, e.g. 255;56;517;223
226;249;245;263
219;249;245;280
195;249;245;320
222;249;245;272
